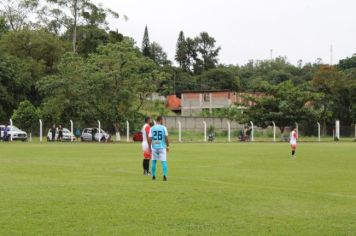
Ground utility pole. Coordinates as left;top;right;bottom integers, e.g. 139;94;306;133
270;49;273;60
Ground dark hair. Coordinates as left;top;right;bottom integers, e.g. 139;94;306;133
145;117;151;123
156;116;163;122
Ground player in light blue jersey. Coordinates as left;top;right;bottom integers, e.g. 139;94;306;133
148;116;170;181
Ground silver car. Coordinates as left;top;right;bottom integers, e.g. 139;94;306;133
81;128;111;142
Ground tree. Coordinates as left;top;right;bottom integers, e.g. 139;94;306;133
86;39;168;132
243;81;322;134
150;41;170;66
198;66;240;91
37;39;169;132
339;54;356;70
0;0;39;31
37;52;88;123
41;0;120;52
0;16;9;36
185;37;198;73
11;100;40;133
175;31;188;71
0;29;67;106
194;32;221;73
63;25;109;56
142;25;151;58
0;54;24;123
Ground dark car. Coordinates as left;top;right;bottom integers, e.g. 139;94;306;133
132;131;143;142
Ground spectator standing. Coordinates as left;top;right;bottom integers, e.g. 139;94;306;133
58;125;63;141
75;127;81;141
3;125;9;141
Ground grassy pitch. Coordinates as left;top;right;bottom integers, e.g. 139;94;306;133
0;142;355;235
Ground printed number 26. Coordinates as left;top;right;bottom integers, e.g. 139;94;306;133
153;131;163;140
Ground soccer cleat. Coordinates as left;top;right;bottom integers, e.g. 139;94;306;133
147;171;151;176
163;176;167;181
152;176;156;180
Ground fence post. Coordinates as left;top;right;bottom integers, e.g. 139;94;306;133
317;122;321;142
335;120;340;140
98;120;101;143
227;121;231;142
39;119;43;142
203;121;207;142
70;120;74;142
272;121;276;142
250;121;254;142
126;121;130;143
9;119;13;142
177;121;182;142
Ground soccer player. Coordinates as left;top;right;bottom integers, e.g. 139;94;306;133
141;117;152;175
290;127;298;158
148;116;169;181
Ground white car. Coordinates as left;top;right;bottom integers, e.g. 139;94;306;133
0;125;28;141
47;128;75;141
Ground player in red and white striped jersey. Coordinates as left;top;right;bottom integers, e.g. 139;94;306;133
142;117;152;175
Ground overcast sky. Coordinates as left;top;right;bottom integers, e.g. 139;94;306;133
98;0;356;66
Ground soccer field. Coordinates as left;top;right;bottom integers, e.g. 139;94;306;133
0;142;355;235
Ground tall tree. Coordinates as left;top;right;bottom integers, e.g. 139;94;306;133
0;0;39;31
42;0;120;52
150;41;170;66
194;32;221;73
141;25;151;58
175;31;188;71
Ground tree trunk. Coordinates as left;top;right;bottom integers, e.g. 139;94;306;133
72;0;78;53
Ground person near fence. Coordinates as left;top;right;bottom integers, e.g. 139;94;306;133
75;127;81;141
141;117;152;176
58;125;63;141
51;124;56;142
290;127;298;158
148;116;169;181
3;125;9;141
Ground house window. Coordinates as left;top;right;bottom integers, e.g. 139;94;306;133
203;93;210;102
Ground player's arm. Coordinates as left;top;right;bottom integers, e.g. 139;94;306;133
165;127;169;152
145;126;150;144
148;130;152;151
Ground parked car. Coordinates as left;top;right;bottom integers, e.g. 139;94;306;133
132;131;143;142
0;125;28;141
47;128;75;142
81;128;111;142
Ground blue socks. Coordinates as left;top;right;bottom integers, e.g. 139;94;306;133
151;160;157;177
151;160;168;177
162;161;168;176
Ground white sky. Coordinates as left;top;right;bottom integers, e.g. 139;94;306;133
98;0;356;66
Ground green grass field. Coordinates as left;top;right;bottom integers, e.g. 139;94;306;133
0;142;355;235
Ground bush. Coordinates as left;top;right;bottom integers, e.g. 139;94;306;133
11;100;40;133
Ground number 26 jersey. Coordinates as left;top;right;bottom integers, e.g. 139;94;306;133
149;124;168;149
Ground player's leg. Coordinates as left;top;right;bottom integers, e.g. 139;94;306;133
291;144;297;158
151;160;157;180
162;161;168;181
159;149;168;181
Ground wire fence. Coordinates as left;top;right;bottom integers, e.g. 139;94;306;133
1;117;355;143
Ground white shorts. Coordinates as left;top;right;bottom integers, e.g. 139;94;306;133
152;148;167;161
142;142;149;152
